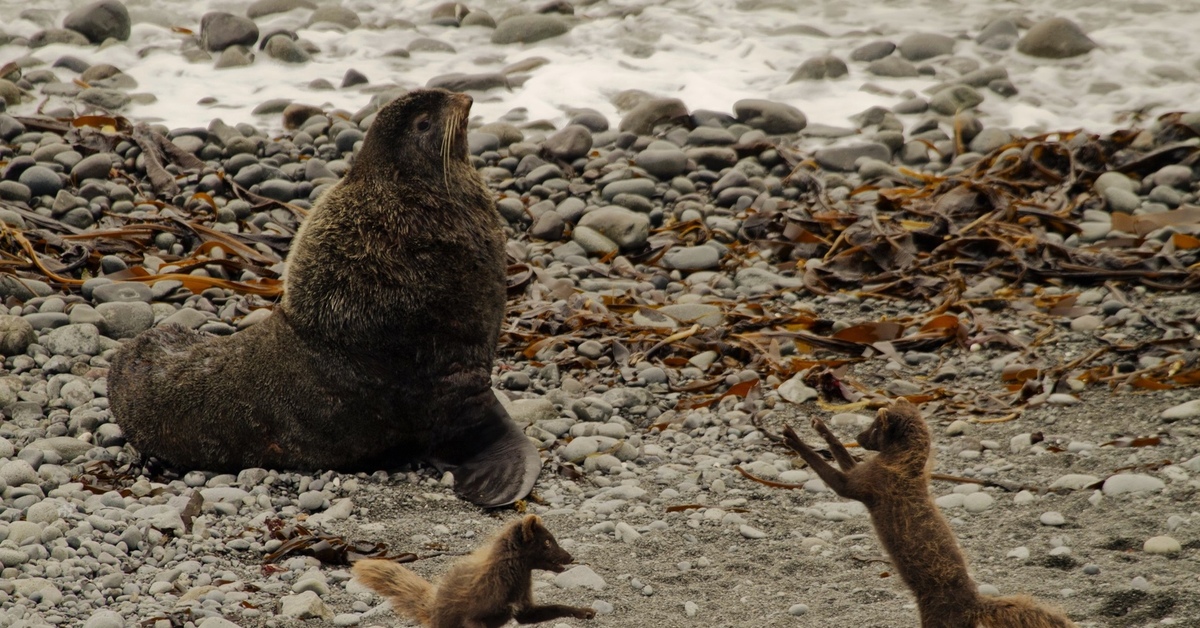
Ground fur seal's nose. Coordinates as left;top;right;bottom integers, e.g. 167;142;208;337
451;93;473;109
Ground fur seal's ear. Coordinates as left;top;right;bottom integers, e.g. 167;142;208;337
874;408;892;440
521;515;543;543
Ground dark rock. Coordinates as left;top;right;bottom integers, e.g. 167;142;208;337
569;109;609;132
0;275;53;300
618;98;688;135
258;179;297;201
431;2;469;24
308;6;361;29
789;55;848;81
52;55;91;73
687;127;736;146
577;206;650;250
929;85;984;115
898;33;955;61
282;103;324;130
1017;17;1096;59
78;87;130;110
733;99;806;134
200;12;260;52
92;281;152;304
0;315;36;355
634;149;688;179
0;181;31;203
408;37;456;53
976;18;1019;49
867;56;919;77
80;64;137;89
685;147;737;170
71;153;113;181
662;245;721;271
63;0;131;43
341;69;368;88
61;207;95;229
18;166;62;197
264;35;309;63
23;312;70;331
468;132;500;155
602;178;656;201
96;301;153;339
426;72;510;92
30;29;90;47
0;80;20;107
215;46;254;68
247;0;317;19
461;11;496;28
814;143;890;172
0;114;23;141
491;15;571;44
959;66;1008;87
543;125;592;161
850;40;895;62
530;210;565;241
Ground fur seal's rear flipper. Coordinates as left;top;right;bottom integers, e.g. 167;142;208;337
429;390;541;508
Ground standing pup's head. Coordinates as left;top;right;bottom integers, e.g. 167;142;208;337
856;399;929;453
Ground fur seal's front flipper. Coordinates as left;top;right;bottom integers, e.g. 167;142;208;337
429;391;541;508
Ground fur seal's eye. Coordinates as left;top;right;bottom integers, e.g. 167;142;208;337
544;539;551;548
416;117;432;132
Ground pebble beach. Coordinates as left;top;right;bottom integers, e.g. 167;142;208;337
1;1;1200;627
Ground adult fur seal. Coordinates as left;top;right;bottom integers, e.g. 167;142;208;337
108;89;540;508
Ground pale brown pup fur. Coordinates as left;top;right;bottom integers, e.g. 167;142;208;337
352;515;596;628
782;400;1076;628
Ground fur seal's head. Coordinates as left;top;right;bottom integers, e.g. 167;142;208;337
350;88;474;188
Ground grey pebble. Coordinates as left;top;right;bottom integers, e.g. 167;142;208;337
929;85;984;115
96;301;154;339
18;165;63;197
1018;17;1096;59
308;5;361;29
92;281;153;303
867;56;919;77
661;246;721;271
733;99;806;134
201;12;259;51
814;143;890;172
850;40;895;62
898;33;955;61
577;206;650;250
63;0;132;44
790;55;848;81
491;14;570;44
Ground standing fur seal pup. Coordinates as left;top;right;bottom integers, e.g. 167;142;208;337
783;401;1076;627
108;89;541;508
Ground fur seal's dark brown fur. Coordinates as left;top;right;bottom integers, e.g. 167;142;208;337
109;89;540;507
783;401;1076;628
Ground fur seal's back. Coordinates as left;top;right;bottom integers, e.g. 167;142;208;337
109;89;540;507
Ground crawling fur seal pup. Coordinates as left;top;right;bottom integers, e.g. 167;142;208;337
109;89;540;508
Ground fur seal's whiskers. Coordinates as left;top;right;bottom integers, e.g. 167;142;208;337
442;114;454;192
